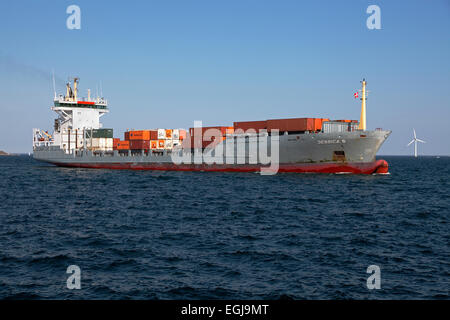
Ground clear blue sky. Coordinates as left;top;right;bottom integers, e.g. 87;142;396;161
0;0;449;154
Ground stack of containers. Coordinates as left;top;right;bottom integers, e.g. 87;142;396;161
148;129;159;150
126;130;151;150
116;129;130;152
171;129;187;148
172;129;180;147
164;129;173;149
156;129;166;150
85;128;114;151
61;129;86;151
186;126;234;149
121;128;189;151
234;118;331;133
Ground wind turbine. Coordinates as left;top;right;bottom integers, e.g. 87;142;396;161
407;129;425;157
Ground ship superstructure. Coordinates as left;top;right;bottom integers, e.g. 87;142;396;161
33;78;110;153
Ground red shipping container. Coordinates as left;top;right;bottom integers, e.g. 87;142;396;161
189;126;232;137
267;118;315;132
203;128;230;141
181;135;225;149
149;130;158;140
124;131;130;140
204;136;225;148
189;134;203;148
129;140;150;150
233;120;267;133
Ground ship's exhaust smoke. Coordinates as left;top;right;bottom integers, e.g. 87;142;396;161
0;55;66;88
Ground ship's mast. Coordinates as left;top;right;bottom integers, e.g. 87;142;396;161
52;69;56;99
73;77;79;101
358;79;367;131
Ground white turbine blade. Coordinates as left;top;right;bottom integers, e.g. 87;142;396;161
417;139;426;143
413;129;416;139
407;140;415;146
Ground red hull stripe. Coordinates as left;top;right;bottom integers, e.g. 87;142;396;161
51;159;389;174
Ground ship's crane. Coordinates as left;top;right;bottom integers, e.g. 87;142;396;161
32;128;53;146
41;130;53;139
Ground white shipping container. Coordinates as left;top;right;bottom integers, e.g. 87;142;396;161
158;129;166;139
172;129;180;140
106;138;113;149
165;140;173;149
94;138;113;150
90;138;101;148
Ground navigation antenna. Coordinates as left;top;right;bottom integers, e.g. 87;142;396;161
52;69;56;99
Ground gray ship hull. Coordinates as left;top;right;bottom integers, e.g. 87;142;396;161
33;130;391;174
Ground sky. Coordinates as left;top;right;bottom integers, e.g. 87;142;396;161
0;0;449;154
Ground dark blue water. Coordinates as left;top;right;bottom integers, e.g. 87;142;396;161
0;155;448;299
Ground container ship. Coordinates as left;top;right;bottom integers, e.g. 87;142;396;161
33;78;391;174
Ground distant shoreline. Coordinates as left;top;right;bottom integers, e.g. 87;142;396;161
0;150;10;156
